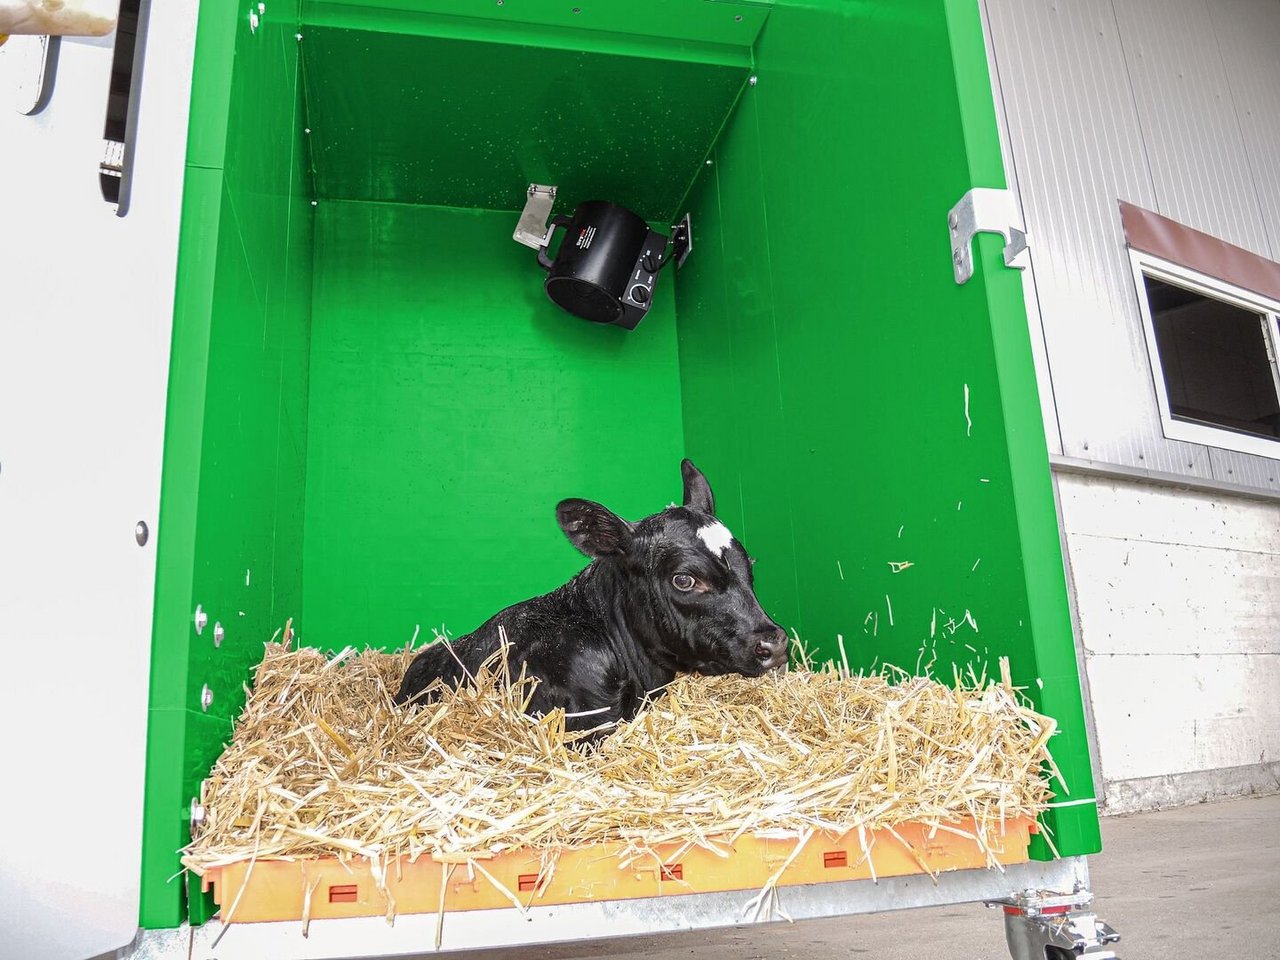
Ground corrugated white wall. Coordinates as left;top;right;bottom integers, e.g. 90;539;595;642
983;0;1280;809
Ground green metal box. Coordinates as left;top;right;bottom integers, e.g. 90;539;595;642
141;0;1100;928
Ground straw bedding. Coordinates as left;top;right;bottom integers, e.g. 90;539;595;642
182;633;1059;909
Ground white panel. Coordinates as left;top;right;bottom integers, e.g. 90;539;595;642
1206;0;1280;258
1084;653;1280;780
0;5;197;959
1055;473;1280;552
984;0;1280;486
1067;535;1280;656
1057;473;1280;786
1113;0;1272;256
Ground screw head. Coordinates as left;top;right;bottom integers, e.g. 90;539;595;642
213;622;225;647
201;684;213;712
194;605;208;635
749;75;758;86
134;521;149;546
190;798;207;838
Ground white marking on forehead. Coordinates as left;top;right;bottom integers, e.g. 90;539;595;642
696;521;735;558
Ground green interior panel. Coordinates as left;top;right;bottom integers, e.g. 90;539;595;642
675;0;1098;860
298;25;750;219
302;200;686;649
146;0;1100;929
140;0;313;928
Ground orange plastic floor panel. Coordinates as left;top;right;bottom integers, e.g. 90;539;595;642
201;816;1035;924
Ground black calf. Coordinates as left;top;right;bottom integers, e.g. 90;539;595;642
394;460;786;732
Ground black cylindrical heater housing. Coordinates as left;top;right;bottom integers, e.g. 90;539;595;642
538;201;668;330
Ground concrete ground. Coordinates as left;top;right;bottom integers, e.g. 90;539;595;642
460;793;1280;960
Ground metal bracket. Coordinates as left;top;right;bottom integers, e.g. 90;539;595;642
513;183;559;250
986;888;1121;960
948;187;1028;285
0;33;59;115
671;212;693;269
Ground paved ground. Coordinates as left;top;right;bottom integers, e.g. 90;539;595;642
460;793;1280;960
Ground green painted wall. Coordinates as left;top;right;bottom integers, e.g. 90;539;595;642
675;0;1100;859
147;0;1102;929
140;1;313;928
300;201;687;650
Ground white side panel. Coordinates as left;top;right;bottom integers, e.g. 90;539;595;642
1204;0;1280;279
1057;474;1280;790
1112;0;1273;256
0;6;197;959
983;0;1280;490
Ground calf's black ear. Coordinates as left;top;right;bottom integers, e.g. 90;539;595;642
681;459;715;515
557;499;634;558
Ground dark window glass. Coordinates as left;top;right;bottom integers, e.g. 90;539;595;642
1144;275;1280;441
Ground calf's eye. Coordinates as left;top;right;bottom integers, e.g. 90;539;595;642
671;573;696;592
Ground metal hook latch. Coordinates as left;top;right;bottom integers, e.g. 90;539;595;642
948;187;1029;284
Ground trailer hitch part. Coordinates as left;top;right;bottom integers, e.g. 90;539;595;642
986;887;1121;960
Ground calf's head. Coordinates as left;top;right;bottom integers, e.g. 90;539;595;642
556;460;788;677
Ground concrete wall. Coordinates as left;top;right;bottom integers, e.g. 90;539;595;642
982;0;1280;809
1057;473;1280;811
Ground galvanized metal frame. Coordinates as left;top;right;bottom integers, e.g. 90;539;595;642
1127;247;1280;462
118;857;1090;960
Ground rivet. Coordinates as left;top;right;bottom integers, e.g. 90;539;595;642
135;521;149;546
213;622;225;647
735;14;743;21
194;604;208;635
201;684;213;711
258;2;265;13
311;200;318;207
948;212;959;229
749;75;758;86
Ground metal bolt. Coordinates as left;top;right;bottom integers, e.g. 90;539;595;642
295;32;303;41
311;200;318;207
194;604;208;635
734;14;743;21
948;212;959;229
213;622;225;647
134;521;149;546
749;75;757;86
249;10;259;32
201;684;213;711
190;798;207;838
258;2;265;13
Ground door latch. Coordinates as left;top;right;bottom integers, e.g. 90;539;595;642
948;187;1028;285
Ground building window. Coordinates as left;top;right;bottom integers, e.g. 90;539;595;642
1131;252;1280;459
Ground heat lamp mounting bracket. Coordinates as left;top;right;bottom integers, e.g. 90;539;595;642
948;187;1028;285
671;213;692;269
513;183;559;250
